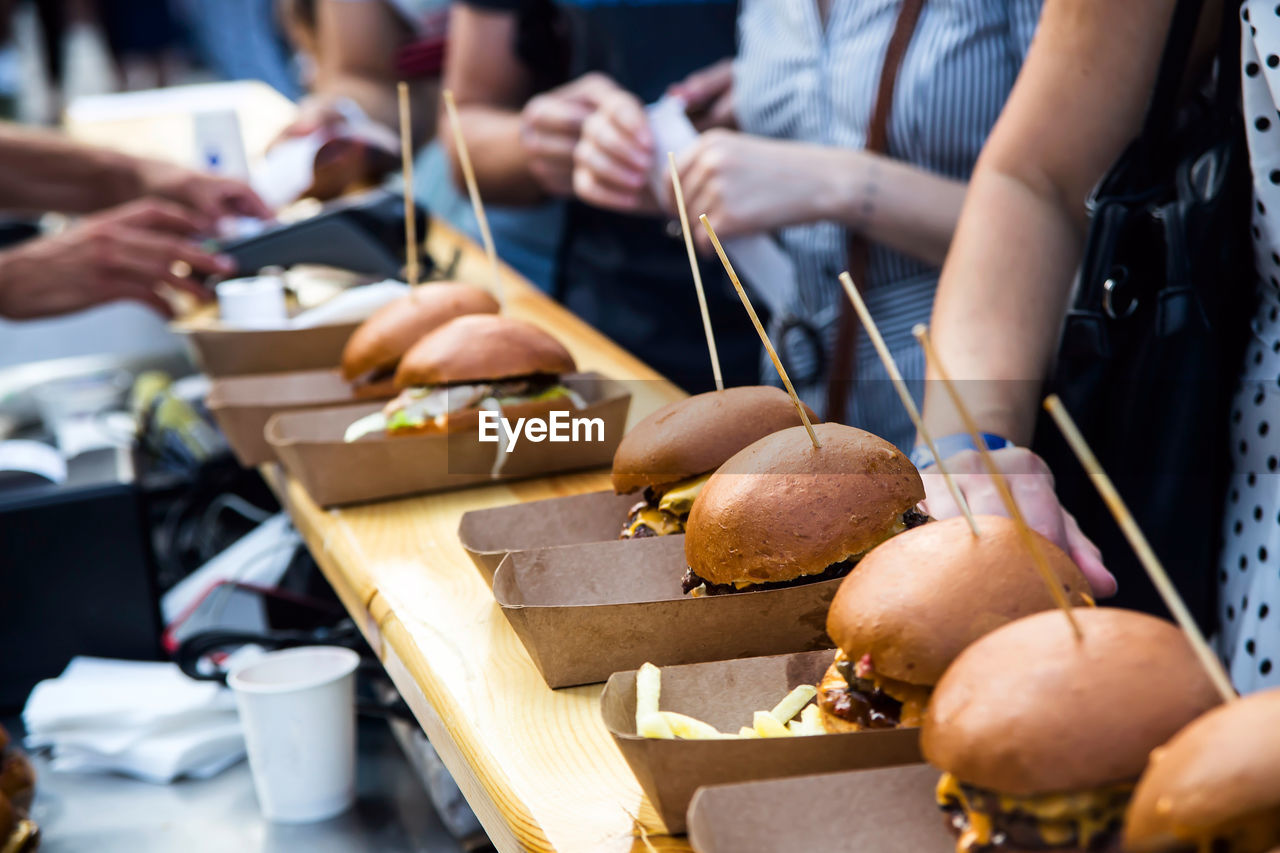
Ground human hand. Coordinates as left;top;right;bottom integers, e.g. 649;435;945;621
135;158;273;221
0;199;236;320
275;94;352;142
668;58;735;132
672;130;834;252
920;446;1117;597
572;84;660;213
519;72;624;197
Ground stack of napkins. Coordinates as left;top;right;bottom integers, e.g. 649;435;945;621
23;657;245;784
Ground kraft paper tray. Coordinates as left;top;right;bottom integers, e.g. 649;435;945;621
491;537;850;688
686;764;950;851
457;490;642;583
266;372;631;507
176;320;360;378
600;651;923;834
207;368;395;467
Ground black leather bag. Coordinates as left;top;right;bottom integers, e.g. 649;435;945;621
1034;0;1255;630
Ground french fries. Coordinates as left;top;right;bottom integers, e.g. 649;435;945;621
769;684;818;723
635;662;662;731
752;711;791;738
634;662;825;740
661;712;733;740
637;712;676;739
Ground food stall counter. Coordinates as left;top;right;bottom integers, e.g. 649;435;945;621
265;219;690;853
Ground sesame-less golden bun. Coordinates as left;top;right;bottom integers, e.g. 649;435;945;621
339;283;500;381
393;314;576;388
610;386;817;494
683;423;923;587
826;515;1092;687
922;608;1222;798
1124;688;1280;853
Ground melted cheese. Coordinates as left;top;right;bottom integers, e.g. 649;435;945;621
656;472;712;516
935;772;1132;852
938;773;992;852
622;506;685;538
871;672;930;727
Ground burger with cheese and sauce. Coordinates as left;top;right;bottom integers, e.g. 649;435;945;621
1124;686;1278;853
344;313;580;441
680;421;926;596
339;282;500;393
922;608;1222;853
610;386;817;539
816;515;1092;733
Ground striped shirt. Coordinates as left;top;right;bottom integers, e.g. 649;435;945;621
735;0;1041;449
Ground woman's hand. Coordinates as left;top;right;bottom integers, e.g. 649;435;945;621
672;130;841;251
0;199;234;320
572;83;659;214
668;58;735;132
275;95;352;142
519;72;622;198
920;447;1117;598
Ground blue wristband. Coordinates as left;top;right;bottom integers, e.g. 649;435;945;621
909;432;1013;470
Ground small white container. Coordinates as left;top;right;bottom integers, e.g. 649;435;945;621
216;274;289;329
227;646;360;823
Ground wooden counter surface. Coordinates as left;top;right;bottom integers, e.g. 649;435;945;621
267;219;691;852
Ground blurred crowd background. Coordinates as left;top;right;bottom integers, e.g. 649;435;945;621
0;0;301;124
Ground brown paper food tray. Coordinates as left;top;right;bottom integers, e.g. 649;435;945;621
686;764;952;852
599;650;923;834
207;369;396;467
457;490;643;583
493;538;853;688
266;372;631;507
176;320;359;378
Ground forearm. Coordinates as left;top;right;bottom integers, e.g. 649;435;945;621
922;169;1084;445
0;125;142;213
444;105;546;205
826;149;966;267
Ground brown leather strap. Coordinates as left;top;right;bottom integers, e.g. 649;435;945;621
824;0;926;420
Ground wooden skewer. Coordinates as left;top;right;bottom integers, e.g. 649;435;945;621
913;324;1082;639
397;82;420;288
837;272;979;537
1043;395;1236;702
442;89;503;306
669;153;723;391
699;214;820;449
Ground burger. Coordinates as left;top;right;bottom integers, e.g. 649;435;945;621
921;608;1222;853
610;386;817;539
0;726;36;853
1125;687;1276;853
344;313;580;441
816;515;1092;733
681;422;926;596
339;282;500;392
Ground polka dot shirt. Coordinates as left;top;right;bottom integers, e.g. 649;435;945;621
1220;0;1280;693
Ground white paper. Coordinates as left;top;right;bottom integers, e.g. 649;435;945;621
23;657;246;784
0;439;66;483
251;133;325;211
289;279;409;328
645;96;798;319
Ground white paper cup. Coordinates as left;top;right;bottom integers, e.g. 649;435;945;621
228;646;360;823
217;274;289;328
